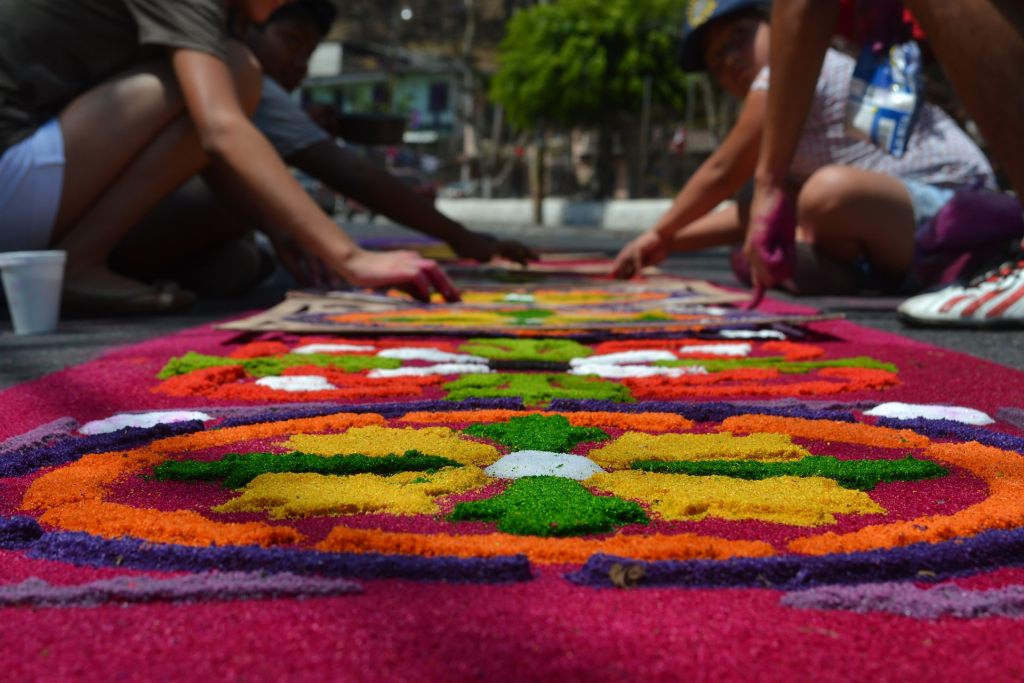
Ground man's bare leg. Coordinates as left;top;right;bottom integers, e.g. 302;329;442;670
111;177;249;273
51;43;261;296
795;165;917;283
906;1;1024;213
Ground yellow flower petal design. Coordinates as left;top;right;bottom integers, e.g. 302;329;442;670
283;426;500;466
587;471;883;527
215;466;490;519
587;432;810;469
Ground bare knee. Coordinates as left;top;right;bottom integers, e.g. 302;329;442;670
797;165;860;230
225;41;263;115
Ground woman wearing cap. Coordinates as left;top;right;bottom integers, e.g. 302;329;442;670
0;0;459;314
612;0;994;295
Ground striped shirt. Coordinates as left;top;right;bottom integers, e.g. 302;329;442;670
751;49;995;189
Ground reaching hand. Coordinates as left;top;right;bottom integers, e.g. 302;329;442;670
455;231;539;265
612;230;671;279
338;248;461;302
743;186;798;308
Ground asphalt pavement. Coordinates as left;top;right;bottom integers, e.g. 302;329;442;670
2;219;1022;390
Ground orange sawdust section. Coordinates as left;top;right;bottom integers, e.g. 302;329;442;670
398;410;694;432
790;441;1024;555
153;413;387;451
625;368;900;399
21;413;386;547
317;526;774;564
22;450;304;547
39;500;303;546
719;415;930;449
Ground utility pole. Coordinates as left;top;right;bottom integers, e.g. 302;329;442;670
460;0;478;187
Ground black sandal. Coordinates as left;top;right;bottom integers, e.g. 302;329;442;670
61;280;196;317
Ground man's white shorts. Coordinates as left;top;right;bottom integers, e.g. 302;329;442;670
0;118;65;251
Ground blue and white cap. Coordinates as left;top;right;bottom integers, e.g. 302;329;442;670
679;0;771;72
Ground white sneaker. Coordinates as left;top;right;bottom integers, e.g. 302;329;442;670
898;256;1024;328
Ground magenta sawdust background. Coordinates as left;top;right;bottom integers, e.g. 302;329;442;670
3;299;1024;682
4;559;1024;681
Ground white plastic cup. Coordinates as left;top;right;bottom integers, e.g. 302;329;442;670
0;250;67;335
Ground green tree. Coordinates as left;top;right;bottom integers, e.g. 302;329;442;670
489;0;692;198
490;0;689;129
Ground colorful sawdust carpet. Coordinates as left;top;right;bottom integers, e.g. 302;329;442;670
2;293;1024;681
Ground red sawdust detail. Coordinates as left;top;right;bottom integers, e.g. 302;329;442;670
153;365;438;402
207;383;430;402
228;341;291;359
624;368;899;399
591;340;825;361
153;366;247;397
760;341;826;360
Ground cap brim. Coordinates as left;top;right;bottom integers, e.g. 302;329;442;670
678;1;770;73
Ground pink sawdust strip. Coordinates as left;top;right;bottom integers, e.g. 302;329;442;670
2;570;1024;682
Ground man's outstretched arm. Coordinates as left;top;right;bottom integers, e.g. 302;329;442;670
746;0;840;299
289;140;537;264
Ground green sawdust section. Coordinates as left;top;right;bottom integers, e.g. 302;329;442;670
157;351;400;379
632;455;947;490
153;450;463;489
444;373;633;406
654;356;897;373
457;338;592;362
449;476;648;536
465;414;609;452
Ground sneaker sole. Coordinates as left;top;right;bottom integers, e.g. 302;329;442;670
897;310;1024;329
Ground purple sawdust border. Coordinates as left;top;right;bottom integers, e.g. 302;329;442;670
0;516;43;549
0;421;207;478
547;399;858;422
0;417;79;456
781;581;1024;620
566;527;1024;590
26;531;532;584
216;397;525;428
873;417;1024;453
0;572;361;608
0;400;875;479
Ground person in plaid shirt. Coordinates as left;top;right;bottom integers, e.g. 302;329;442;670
747;0;1024;326
613;0;996;297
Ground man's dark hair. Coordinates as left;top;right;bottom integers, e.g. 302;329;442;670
266;0;338;37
